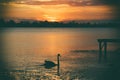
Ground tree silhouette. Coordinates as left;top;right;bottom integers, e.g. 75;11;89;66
0;18;120;28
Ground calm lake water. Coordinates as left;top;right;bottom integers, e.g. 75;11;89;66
2;28;119;80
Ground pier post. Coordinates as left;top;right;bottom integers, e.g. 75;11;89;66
104;42;107;62
98;41;102;63
97;39;120;63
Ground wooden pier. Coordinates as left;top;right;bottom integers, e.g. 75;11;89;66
97;39;120;63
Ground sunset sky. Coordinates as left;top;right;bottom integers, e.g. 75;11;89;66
0;0;118;22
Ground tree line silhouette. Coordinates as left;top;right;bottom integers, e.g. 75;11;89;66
0;19;120;28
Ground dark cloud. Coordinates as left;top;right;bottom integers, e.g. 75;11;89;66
96;0;120;20
15;0;104;6
0;5;6;18
15;0;119;7
0;0;15;18
0;0;15;3
100;0;120;5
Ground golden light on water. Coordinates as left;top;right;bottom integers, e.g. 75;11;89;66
4;28;117;57
47;34;58;54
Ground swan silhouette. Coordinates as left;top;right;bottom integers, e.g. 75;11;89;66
41;54;61;69
43;60;56;69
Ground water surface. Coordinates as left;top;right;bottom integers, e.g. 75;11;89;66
2;28;119;80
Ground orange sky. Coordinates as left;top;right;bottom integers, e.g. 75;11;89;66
3;0;114;22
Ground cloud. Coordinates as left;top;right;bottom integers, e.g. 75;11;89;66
97;0;120;20
99;0;120;5
14;0;104;6
1;0;120;7
1;0;120;20
0;0;15;3
0;0;14;18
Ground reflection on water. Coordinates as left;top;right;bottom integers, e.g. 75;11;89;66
2;28;119;80
4;28;117;54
